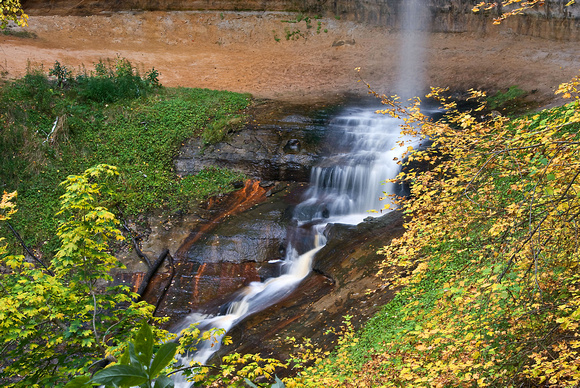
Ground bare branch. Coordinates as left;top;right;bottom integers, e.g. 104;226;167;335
121;221;152;268
5;221;54;276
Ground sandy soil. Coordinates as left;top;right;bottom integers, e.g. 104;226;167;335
1;11;579;104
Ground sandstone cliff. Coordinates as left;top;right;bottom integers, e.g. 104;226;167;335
22;0;579;40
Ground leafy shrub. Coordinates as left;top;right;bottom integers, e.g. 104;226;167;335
75;59;157;103
48;60;70;88
0;166;155;387
145;68;161;87
296;78;580;387
14;71;55;113
66;321;178;388
0;29;37;38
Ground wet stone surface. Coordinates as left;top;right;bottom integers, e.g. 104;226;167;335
217;211;406;364
146;181;312;326
184;196;292;266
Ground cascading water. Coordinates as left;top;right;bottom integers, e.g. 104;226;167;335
171;107;415;387
172;2;429;385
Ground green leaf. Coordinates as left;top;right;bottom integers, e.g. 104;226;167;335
135;321;154;368
91;365;148;387
149;342;178;377
153;375;174;388
128;343;143;368
119;347;130;365
64;376;93;388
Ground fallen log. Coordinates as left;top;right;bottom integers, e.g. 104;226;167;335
137;248;169;300
5;221;54;276
153;253;176;316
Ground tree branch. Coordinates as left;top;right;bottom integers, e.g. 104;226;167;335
5;222;54;276
90;291;106;354
122;222;152;268
166;363;217;377
498;167;580;283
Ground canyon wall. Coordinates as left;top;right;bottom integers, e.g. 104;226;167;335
21;0;580;39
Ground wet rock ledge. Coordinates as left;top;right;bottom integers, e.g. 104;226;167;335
175;100;337;183
222;210;405;363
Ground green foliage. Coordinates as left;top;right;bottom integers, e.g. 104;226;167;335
212;353;286;387
0;63;249;256
273;13;328;42
0;165;153;387
66;319;288;388
0;66;257;386
75;58;159;103
66;322;178;388
486;85;526;110
180;167;244;202
201;114;243;144
12;70;56;114
245;376;285;388
284;27;305;41
0;28;36;38
287;76;580;387
54;164;123;284
145;68;161;87
49;61;71;88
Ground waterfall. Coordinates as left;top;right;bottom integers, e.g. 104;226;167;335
171;106;415;387
171;3;430;385
396;0;430;99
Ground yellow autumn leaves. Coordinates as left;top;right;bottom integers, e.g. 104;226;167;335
0;190;17;221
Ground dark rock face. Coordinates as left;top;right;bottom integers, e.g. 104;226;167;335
112;179;274;322
184;186;293;268
153;261;262;317
175;130;316;182
145;181;311;326
283;139;301;153
220;210;405;361
174;102;333;182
